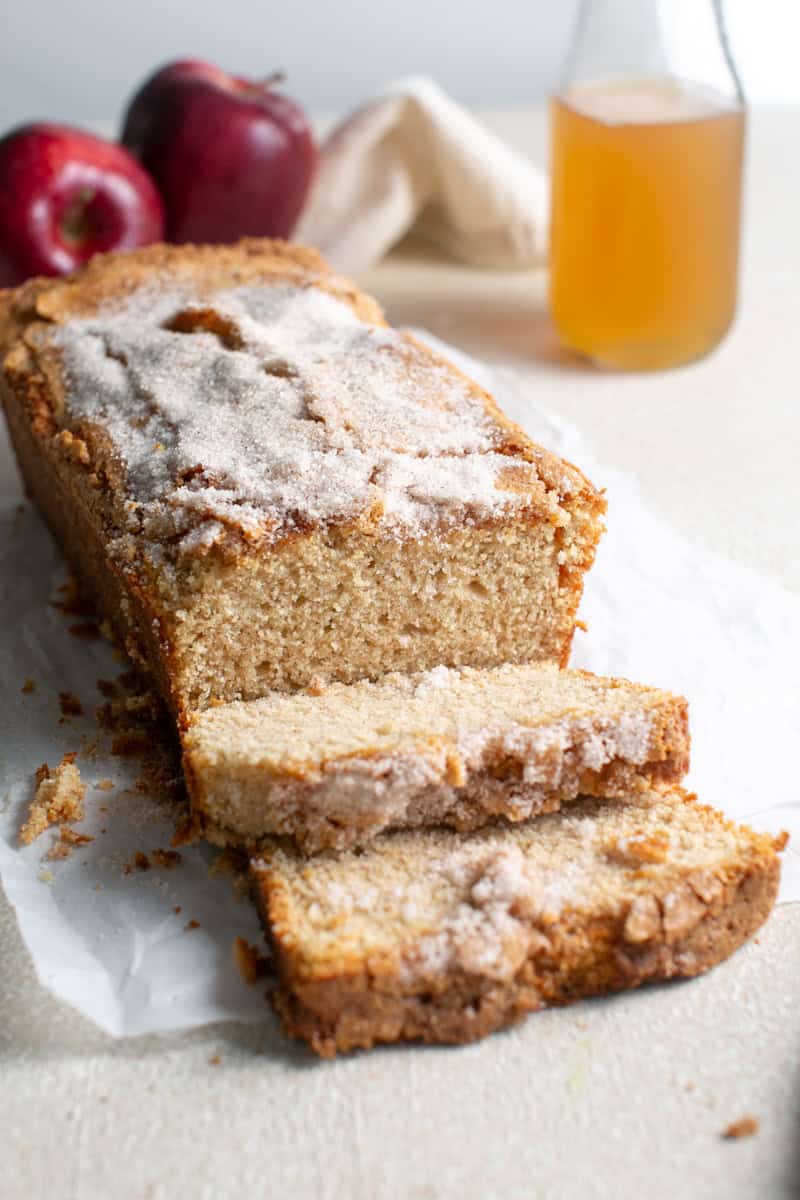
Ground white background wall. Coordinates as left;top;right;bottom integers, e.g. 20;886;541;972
0;0;797;132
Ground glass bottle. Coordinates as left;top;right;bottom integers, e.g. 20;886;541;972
549;0;746;370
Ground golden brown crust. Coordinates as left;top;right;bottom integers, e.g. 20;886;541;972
3;387;182;710
0;240;348;330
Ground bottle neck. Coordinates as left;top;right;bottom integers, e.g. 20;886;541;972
560;0;745;105
563;0;665;85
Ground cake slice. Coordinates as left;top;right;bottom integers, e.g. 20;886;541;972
252;789;784;1056
0;240;605;719
183;662;689;852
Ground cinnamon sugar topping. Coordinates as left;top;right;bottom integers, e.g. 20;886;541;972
53;283;572;560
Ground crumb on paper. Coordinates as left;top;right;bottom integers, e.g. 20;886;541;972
21;678;35;695
122;850;153;876
232;872;252;903
38;868;54;885
184;919;200;931
151;848;182;869
110;731;152;757
173;905;182;915
98;691;162;730
722;1116;760;1140
68;621;101;640
61;827;93;847
209;847;248;876
210;848;251;903
232;936;271;985
19;757;86;845
135;756;183;805
118;670;143;692
171;812;199;847
46;840;72;861
94;779;114;792
45;825;94;861
58;691;84;720
50;576;92;617
209;1056;221;1066
94;675;186;825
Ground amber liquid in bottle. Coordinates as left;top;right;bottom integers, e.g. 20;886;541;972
550;78;745;370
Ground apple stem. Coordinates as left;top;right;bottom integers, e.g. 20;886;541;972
258;71;286;89
61;188;95;245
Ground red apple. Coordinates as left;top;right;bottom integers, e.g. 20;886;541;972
0;124;165;286
121;59;317;244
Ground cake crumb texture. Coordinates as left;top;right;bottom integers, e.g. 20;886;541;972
19;756;86;845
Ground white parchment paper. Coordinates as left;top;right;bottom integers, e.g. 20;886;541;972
1;336;798;1038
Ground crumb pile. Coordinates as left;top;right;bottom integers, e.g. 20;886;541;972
19;755;86;845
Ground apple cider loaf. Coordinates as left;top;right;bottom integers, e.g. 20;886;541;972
0;240;604;719
183;662;689;852
253;790;784;1056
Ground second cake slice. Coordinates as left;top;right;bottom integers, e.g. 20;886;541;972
182;663;689;852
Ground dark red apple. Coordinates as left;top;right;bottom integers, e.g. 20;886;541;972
0;124;165;286
121;60;317;244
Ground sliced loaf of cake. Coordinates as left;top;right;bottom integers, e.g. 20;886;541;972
252;789;784;1056
0;240;605;719
182;663;689;852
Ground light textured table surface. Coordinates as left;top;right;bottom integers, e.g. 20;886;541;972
1;106;798;1200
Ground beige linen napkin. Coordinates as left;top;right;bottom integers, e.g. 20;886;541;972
295;77;549;273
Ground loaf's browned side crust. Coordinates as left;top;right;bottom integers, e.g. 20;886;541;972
253;808;783;1057
187;693;690;854
0;240;606;720
2;386;179;702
